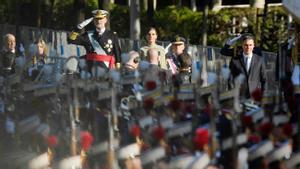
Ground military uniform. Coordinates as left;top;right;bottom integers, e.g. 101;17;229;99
68;10;121;72
166;36;191;75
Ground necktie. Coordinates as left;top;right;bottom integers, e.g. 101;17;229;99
245;57;250;72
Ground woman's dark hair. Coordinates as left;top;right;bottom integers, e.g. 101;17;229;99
147;27;158;35
178;53;192;68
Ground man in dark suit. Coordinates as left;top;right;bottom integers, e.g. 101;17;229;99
229;34;267;99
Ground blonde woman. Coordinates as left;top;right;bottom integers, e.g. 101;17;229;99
32;39;48;66
28;39;49;78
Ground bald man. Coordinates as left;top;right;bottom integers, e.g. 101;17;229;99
1;34;17;76
146;48;160;66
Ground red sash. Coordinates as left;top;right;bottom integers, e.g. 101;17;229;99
86;53;115;69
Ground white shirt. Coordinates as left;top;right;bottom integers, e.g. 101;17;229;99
96;28;106;36
243;52;252;72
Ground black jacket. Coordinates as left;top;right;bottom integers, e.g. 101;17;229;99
229;53;267;98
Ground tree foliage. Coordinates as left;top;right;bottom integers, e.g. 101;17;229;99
154;6;202;43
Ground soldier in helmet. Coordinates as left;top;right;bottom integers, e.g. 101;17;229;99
68;9;121;73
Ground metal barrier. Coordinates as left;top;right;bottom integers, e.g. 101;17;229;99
0;24;277;91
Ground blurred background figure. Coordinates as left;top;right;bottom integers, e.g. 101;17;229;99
0;33;17;76
143;48;161;84
140;27;167;69
122;50;140;74
27;38;49;80
143;48;172;85
177;52;192;84
146;48;160;66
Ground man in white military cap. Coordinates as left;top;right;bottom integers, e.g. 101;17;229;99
68;9;121;73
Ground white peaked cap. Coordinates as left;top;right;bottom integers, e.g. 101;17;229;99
28;153;49;169
189;153;210;169
141;146;166;165
89;138;119;155
222;133;248;150
167;121;192;138
267;142;292;163
58;155;82;169
118;143;140;160
248;140;274;161
169;155;194;169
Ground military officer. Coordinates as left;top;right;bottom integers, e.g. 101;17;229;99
68;9;121;73
166;35;192;75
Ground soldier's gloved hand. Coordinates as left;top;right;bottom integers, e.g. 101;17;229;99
226;34;242;46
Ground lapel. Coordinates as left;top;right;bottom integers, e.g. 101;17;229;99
238;54;248;76
238;53;258;77
248;54;258;76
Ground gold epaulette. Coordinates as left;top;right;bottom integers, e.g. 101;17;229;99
69;31;79;40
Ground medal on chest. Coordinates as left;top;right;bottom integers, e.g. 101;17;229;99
104;39;113;52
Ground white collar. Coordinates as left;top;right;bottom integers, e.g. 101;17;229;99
96;28;106;35
243;52;253;58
